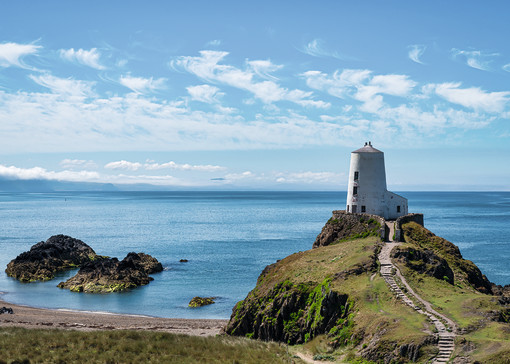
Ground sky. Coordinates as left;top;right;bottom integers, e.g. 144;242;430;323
0;1;509;190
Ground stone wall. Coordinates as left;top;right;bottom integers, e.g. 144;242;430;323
394;213;424;242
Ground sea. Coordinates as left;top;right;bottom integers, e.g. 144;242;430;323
0;191;509;319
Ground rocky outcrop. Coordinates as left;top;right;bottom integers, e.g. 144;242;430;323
5;235;99;282
313;211;383;248
225;277;353;345
189;297;215;307
392;246;455;284
57;252;162;293
402;222;493;294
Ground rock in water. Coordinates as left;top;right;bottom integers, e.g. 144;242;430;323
57;252;162;293
5;235;99;282
189;297;215;307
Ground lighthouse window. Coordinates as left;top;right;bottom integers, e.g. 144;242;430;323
354;171;359;180
361;205;366;212
353;186;358;195
347;205;350;212
397;206;401;213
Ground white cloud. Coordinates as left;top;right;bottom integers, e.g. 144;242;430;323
0;42;41;68
59;159;97;169
105;160;226;172
408;44;426;64
145;161;226;172
303;69;416;112
187;84;223;103
172;50;329;108
451;48;498;71
503;63;510;72
59;48;105;70
104;160;142;171
206;39;221;47
0;164;99;182
29;73;95;98
275;171;341;184
119;74;166;94
430;82;510;113
300;39;349;60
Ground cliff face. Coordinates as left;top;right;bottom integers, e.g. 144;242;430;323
226;212;510;363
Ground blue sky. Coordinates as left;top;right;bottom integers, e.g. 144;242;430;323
0;1;509;190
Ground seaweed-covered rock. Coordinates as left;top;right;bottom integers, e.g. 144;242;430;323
189;296;215;307
57;252;162;293
5;235;98;282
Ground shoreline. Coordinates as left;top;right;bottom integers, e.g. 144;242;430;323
0;298;228;336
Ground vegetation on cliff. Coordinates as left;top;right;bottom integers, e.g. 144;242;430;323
5;235;99;282
226;214;510;363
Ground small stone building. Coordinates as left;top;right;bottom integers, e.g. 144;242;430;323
345;142;408;220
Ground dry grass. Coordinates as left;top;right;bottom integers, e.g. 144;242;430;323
0;327;302;364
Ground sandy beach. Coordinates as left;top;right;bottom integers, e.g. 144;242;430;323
0;298;228;336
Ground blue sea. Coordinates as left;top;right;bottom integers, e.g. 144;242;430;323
0;191;509;319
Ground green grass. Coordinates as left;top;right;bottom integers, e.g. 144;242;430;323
0;327;302;364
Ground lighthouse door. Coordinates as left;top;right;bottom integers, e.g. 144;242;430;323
352;205;357;213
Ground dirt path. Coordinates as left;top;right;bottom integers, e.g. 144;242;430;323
378;232;456;363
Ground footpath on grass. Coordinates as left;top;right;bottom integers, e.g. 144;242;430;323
379;222;456;364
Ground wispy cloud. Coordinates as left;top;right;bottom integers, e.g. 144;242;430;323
0;42;41;68
59;159;97;169
451;48;498;71
105;160;226;172
408;44;426;64
206;39;221;47
300;39;351;60
29;73;95;98
275;171;341;184
427;82;510;113
302;69;416;112
503;63;510;72
59;48;105;70
187;84;223;103
172;50;329;108
119;74;166;94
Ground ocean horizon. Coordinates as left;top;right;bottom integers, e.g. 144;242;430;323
1;191;509;319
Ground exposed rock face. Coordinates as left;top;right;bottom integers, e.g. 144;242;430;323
225;275;352;345
5;235;98;282
313;211;383;248
57;252;162;293
189;297;215;307
392;246;455;284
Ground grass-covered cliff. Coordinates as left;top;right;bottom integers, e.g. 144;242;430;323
226;212;510;363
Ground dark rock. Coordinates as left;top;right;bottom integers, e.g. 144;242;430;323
5;235;98;282
189;296;215;307
0;307;13;314
57;252;162;293
179;259;188;263
313;211;383;248
392;246;455;284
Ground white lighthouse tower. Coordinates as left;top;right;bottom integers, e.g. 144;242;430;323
346;142;407;220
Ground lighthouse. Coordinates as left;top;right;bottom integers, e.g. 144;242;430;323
345;142;407;220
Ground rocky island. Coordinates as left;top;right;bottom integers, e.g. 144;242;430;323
58;252;163;293
5;235;99;282
225;211;510;363
5;236;162;293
